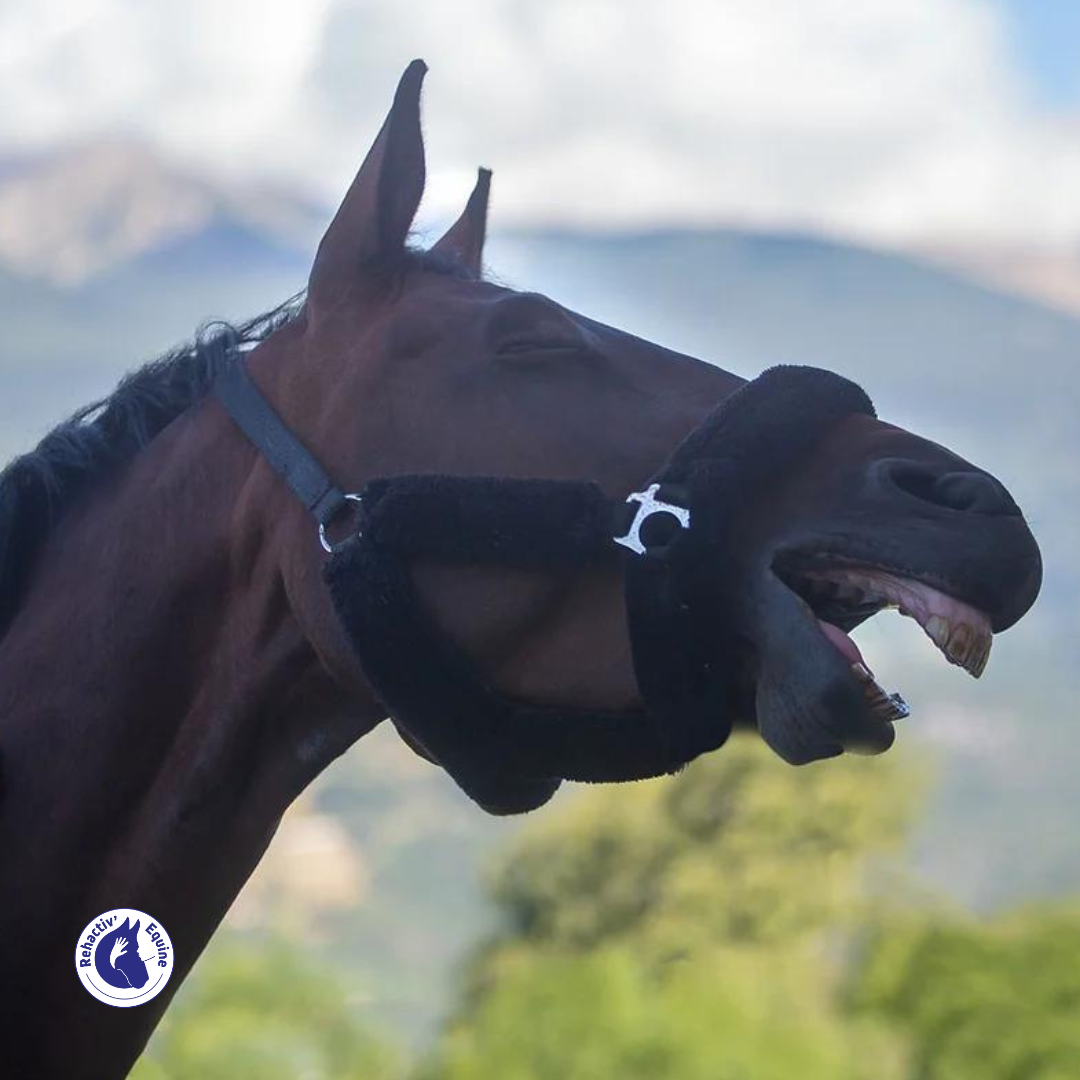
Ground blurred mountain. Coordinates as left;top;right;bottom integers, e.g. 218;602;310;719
2;141;1079;1043
912;240;1080;319
0;140;322;286
0;144;317;442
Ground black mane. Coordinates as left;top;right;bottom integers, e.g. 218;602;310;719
0;293;304;642
0;246;475;643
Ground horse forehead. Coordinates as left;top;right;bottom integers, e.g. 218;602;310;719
399;277;585;328
374;277;511;347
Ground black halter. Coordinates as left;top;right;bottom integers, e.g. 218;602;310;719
216;359;874;813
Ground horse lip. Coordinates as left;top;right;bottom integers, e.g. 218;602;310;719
739;569;897;762
769;540;1038;634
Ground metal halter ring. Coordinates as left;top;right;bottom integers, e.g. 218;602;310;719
318;494;365;554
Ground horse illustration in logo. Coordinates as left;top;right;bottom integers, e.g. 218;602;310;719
93;917;150;990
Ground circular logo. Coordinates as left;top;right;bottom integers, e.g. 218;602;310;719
74;909;174;1007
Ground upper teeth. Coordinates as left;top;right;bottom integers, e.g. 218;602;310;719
796;567;993;679
923;614;991;678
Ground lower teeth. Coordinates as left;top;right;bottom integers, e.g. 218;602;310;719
850;662;910;722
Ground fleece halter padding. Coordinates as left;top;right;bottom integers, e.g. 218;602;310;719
216;360;874;813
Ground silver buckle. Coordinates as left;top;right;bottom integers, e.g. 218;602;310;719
613;483;691;555
318;493;364;554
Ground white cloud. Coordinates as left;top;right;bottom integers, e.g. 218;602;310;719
1;0;1078;247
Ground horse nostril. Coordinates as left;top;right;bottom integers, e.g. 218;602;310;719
930;471;1019;515
883;461;1020;516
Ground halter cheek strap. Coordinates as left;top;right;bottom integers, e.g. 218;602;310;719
215;359;874;814
214;361;351;530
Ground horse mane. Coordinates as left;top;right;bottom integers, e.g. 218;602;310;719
0;247;478;644
0;293;305;643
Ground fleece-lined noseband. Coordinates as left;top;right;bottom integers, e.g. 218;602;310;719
216;360;874;812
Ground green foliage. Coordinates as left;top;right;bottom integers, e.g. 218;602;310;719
421;734;922;1080
488;734;922;956
422;946;902;1080
851;905;1080;1080
131;935;401;1080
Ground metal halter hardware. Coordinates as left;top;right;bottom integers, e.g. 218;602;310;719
613;484;691;555
318;493;365;554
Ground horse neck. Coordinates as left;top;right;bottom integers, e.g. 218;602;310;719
0;390;379;1077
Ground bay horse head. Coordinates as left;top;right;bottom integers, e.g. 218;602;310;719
241;61;1040;813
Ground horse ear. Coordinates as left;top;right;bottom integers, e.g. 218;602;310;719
431;167;491;276
309;59;428;301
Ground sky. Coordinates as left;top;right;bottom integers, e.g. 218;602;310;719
0;0;1077;248
995;0;1080;109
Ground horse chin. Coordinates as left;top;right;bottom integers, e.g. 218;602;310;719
741;570;897;765
389;719;563;815
452;773;563;816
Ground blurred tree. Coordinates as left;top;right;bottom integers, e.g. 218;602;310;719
488;733;923;955
420;945;903;1080
130;935;401;1080
851;904;1080;1080
421;734;924;1080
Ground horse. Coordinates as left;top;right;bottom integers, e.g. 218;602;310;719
0;60;1041;1078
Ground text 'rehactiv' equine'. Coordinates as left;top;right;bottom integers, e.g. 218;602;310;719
0;61;1041;1078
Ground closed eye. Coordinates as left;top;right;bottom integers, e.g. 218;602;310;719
496;335;589;357
493;323;605;365
492;343;605;372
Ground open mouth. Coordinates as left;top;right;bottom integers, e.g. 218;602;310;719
775;561;994;725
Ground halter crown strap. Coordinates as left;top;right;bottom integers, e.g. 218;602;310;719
214;359;348;527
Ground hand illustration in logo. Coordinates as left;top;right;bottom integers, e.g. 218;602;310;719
109;936;128;969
